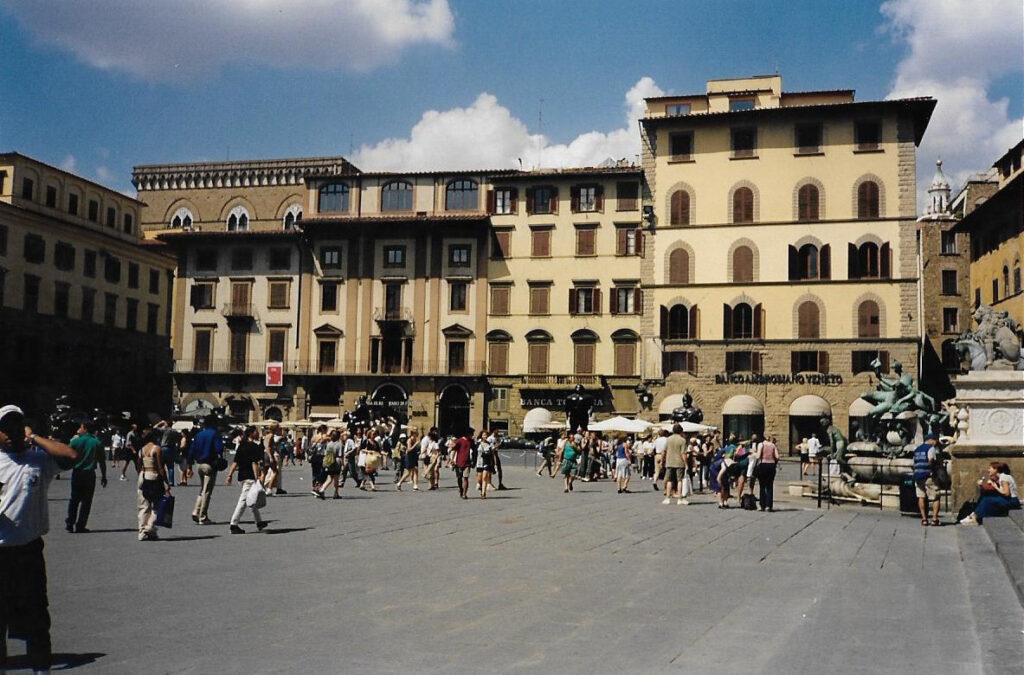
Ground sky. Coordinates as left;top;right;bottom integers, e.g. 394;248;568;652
1;0;1021;205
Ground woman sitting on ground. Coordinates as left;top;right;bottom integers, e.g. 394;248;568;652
961;462;1020;525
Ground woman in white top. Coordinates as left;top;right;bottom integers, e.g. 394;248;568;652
961;461;1021;525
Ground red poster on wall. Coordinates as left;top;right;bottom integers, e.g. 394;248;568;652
266;362;283;387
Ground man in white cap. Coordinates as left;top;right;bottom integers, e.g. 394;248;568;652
0;404;79;674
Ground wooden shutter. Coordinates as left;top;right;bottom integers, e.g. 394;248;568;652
525;188;535;214
577;229;595;256
790;351;800;373
592;288;602;315
528;343;547;374
819;350;829;373
670;248;689;285
568;288;578;314
725;352;735;372
634;288;643;315
490;286;509;315
485;190;495;213
753;303;763;338
617;228;628;255
848;243;859;279
488;342;508;375
594;186;603;211
609;288;619;314
231;282;250;312
509;188;518;214
689;305;700;339
686;352;699;376
194;330;211;370
820;244;831;279
879;350;890;372
636;229;644;256
723;303;733;339
230;328;247;370
614;343;634;376
788;245;799;280
570;186;580;213
268;329;286;362
576;343;595;375
880;242;891;278
752;351;762;374
660;306;669;339
549;187;558;214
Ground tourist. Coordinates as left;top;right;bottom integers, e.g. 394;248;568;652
341;428;361;489
640;433;655;482
614;435;632;494
652;428;668;491
314;429;343;499
798;437;810;477
66;421;107;533
961;462;1020;525
493;432;508;490
422;428;441;490
757;435;780;511
714;435;738;508
308;424;328;491
560;434;580;493
744;433;763;496
137;428;171;541
157;420;182;486
451;428;473;499
474;430;495;499
226;426;268;533
396;431;420;491
806;433;821;475
360;428;381;491
0;405;80;674
187;415;224;525
262;423;287;495
662;424;688;505
912;434;942;526
536;433;557;477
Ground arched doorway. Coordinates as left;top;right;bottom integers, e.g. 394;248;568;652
788;395;832;456
722;395;764;441
263;406;284;422
371;382;409;425
437;385;470;438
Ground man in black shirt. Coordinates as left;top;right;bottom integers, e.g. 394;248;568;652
225;426;267;534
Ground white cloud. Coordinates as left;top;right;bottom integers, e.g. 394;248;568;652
59;155;77;172
95;166;113;182
353;77;664;172
4;0;455;81
881;0;1023;199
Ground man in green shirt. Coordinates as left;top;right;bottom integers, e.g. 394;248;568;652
66;421;107;533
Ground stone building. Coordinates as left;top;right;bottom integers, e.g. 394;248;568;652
0;152;175;419
638;75;936;452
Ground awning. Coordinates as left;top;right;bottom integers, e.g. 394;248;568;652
722;395;764;416
523;407;553;433
309;413;338;420
589;416;653;434
658;394;685;415
789;394;832;418
848;397;875;417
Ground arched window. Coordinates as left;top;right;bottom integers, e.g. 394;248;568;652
171;206;194;229
445;179;479;211
381;181;413;212
857;181;880;219
318;183;349;213
731;303;754;339
733;187;754;223
571;329;598;376
798;244;819;279
798;184;819;221
668;248;689;284
1003;265;1010;297
283;204;302;230
525;329;552;375
1014;260;1022;295
732;245;754;282
670;189;690;225
668;305;689;339
857;242;879;278
797;301;820;339
226;206;249;232
857;300;880;338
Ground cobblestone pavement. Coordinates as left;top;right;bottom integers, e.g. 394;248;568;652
16;461;1024;674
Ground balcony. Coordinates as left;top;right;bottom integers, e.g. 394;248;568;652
373;307;414;323
221;302;255;322
522;374;602;386
173;358;487;377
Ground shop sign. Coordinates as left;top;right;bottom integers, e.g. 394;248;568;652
519;389;609;409
266;362;283;387
713;373;844;386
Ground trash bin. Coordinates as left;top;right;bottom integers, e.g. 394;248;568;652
899;478;918;515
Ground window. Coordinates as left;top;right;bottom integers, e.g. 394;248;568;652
725;351;757;373
491;230;510;259
193;329;213;372
729;98;755;111
268;280;290;309
171;208;193;229
490;285;510;315
669;248;690;285
992;278;999;303
447;341;466;374
529;285;550;315
941;270;958;295
663;351;698;377
855;119;882;151
732;187;754;223
318;183;350;213
575;227;596;256
227;207;249;232
190;281;216;310
488;343;509;375
81;288;95;323
54;242;75;271
269;247;291;270
857;181;880;218
530;228;552;257
449;281;467;312
67;193;79;216
940;231;957;255
731;127;757;158
669;132;693;161
1014;262;1022;295
614;341;637;376
797;301;820;339
670;189;691;226
317;339;337;374
23;234;45;264
492;187;517;215
789;243;830;280
267;328;287;362
229;327;248;372
849;242;891;279
321;246;342;269
45;185;57;208
103;293;117;327
572;185;600;213
527;186;557;215
666;103;691;115
21;178;34;200
569;286;599;315
84;250;96;278
384;283;402;317
611;287;640;315
88;199;99;222
798;184;820;221
54;282;70;317
320;281;339;312
445;180;479;211
231;248;253;271
125;299;138;332
852;350;889;375
573;341;595;376
103;256;121;284
791;350;827;373
229;282;251;315
1003;265;1010;297
106;207;116;228
381;181;413;212
384;246;406;267
283;208;301;230
616;227;640;256
795;123;822;153
146;303;159;334
857;300;880;338
974;287;982;308
449;244;471;267
23;275;40;312
195;249;218;271
528;342;549;375
123;213;134;234
127;262;139;289
617;182;638;211
663;304;696;339
942;307;959;333
732;245;754;282
723;302;761;339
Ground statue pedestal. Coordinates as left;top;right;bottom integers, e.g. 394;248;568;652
948;371;1024;506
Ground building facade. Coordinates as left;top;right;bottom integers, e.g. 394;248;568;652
0;153;175;419
638;75;935;452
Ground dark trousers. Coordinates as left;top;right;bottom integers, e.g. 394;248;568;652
758;463;777;510
310;454;324;485
342;456;360;486
66;470;96;531
0;538;52;670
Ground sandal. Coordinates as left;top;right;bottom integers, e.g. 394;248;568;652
931;518;941;526
921;519;928;526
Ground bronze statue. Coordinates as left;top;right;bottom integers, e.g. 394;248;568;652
671;390;704;424
564;384;593;433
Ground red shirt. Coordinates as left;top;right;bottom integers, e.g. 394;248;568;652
453;436;473;468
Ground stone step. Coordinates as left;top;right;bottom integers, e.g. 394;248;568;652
984;516;1024;608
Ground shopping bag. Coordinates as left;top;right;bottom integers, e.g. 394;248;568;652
246;480;268;509
155;494;175;528
681;474;693;498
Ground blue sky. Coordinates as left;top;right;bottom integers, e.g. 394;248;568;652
1;0;1020;200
